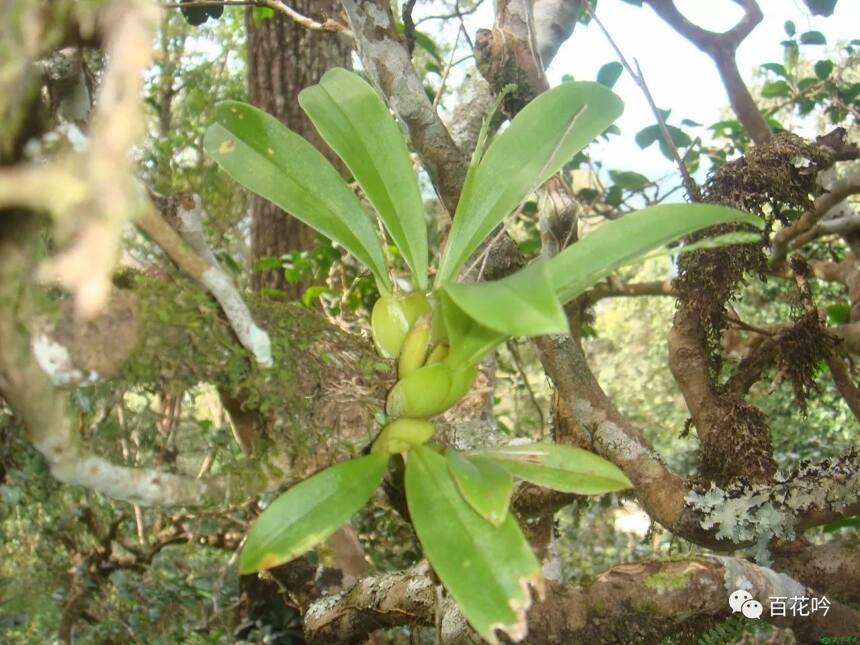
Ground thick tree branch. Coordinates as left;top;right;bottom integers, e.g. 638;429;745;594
771;169;860;263
304;556;860;643
643;0;770;144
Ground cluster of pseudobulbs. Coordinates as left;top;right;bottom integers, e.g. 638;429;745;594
370;292;477;454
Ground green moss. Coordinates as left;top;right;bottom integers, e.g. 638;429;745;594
117;273;393;463
643;571;690;593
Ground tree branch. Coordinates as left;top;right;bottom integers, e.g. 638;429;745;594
158;0;353;36
304;555;860;643
341;0;468;214
643;0;770;144
139;193;273;368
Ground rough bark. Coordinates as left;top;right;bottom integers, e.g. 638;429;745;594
304;555;860;643
245;2;352;295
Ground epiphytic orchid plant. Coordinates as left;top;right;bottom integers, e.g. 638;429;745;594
204;68;760;643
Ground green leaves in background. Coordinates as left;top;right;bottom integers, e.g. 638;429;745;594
204;101;390;290
473;443;632;494
441;259;568;339
814;59;834;80
635;123;692;160
436;81;623;283
299;69;429;290
406;446;541;644
446;450;514;526
549;203;763;304
762;80;791;98
239;453;388;574
804;0;838;16
597;61;624;88
800;30;827;45
179;0;223;26
609;169;651;191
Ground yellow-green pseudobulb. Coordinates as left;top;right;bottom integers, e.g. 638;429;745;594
371;292;431;358
371;418;435;454
424;343;449;365
398;313;432;377
386;360;479;418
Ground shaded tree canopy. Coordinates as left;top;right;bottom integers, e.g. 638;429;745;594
1;1;859;643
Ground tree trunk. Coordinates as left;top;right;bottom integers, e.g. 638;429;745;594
245;2;352;296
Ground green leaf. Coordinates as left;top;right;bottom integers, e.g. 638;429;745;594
784;20;796;37
826;303;850;325
239;454;388;574
252;6;274;25
635;124;659;149
436;82;623;283
406;446;541;644
800;30;827;45
548;204;763;304
609;169;650;191
761;62;788;78
798;77;819;91
762;81;791;98
474;443;632;494
204;101;391;290
439;291;507;366
299;69;429;290
440;259;568;338
596;62;623;88
805;0;838;15
814;59;833;80
446;449;514;526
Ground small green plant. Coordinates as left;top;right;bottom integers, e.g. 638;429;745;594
204;68;760;643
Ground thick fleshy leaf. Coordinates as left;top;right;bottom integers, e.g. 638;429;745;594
239;454;388;574
473;443;632;494
436;81;623;283
299;69;429;290
441;258;568;338
446;450;514;526
549;204;763;304
438;291;506;366
204;101;390;290
406;446;542;644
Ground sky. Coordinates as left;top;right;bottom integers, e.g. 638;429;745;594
453;0;860;181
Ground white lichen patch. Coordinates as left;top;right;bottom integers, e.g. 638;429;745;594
593;420;665;482
305;591;343;621
684;455;860;564
405;575;433;596
686;484;795;563
32;333;98;385
363;1;390;28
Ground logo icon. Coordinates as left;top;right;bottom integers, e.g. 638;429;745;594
729;589;763;619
